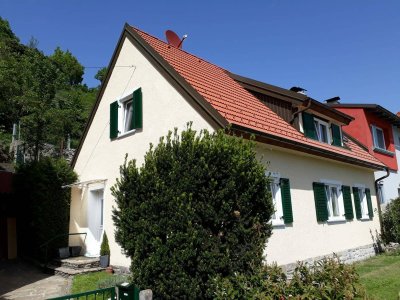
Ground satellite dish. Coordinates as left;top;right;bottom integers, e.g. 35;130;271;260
166;30;182;48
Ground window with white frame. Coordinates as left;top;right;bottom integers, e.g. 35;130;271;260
313;179;352;223
371;125;386;150
324;182;345;221
268;175;284;226
109;87;142;139
314;118;330;144
355;185;369;219
122;98;134;133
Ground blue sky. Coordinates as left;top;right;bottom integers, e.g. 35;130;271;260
1;1;399;114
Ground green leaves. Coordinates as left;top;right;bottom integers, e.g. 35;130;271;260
112;125;273;299
382;197;400;244
13;157;77;259
0;17;96;161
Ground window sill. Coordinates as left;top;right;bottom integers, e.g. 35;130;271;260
271;220;285;227
327;217;346;224
373;147;395;157
117;129;136;139
359;216;371;221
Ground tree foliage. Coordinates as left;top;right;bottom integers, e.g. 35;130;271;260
50;47;84;86
0;17;97;161
112;126;273;298
382;197;400;244
14;158;77;259
95;67;107;84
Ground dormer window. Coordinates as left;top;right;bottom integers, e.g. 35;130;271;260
314;118;330;144
371;125;386;150
301;112;342;146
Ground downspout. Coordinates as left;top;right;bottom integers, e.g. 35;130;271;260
290;98;312;125
375;167;390;236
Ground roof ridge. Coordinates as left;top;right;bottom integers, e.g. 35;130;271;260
130;26;229;73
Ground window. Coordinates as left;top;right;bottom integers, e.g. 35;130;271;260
313;181;354;222
371;125;386;150
398;188;400;198
377;183;385;204
266;172;293;226
314;119;330;143
353;186;374;220
302;112;342;146
325;184;340;218
110;87;142;139
123;99;134;133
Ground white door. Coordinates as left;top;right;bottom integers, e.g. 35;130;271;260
86;189;104;257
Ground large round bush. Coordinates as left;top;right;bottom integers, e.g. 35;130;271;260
382;197;400;243
112;126;273;298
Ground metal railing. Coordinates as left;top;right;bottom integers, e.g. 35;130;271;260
47;287;115;300
39;232;87;266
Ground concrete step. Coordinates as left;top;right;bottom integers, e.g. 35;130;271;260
47;265;105;277
53;256;100;269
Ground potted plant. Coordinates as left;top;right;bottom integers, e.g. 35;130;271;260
100;232;110;268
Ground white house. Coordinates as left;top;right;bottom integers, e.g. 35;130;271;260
69;24;385;270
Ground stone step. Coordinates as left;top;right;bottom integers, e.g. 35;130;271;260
53;256;100;269
48;265;105;278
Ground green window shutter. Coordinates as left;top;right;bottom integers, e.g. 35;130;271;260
302;112;317;140
133;88;142;129
342;185;354;220
365;188;374;219
313;182;328;222
353;187;362;219
331;124;342;146
110;101;119;139
280;178;293;224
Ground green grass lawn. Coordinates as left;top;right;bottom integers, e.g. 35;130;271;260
71;271;113;294
356;253;400;300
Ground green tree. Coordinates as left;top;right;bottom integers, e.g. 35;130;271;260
14;158;77;259
112;126;273;299
50;47;84;86
95;67;107;84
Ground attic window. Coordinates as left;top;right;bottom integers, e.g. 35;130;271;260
110;88;142;139
301;112;342;146
314;119;330;144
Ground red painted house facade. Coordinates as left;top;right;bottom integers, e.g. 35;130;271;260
331;104;400;204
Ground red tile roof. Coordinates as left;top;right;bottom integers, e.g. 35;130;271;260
132;27;384;169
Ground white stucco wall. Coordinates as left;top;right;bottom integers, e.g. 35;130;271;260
258;145;380;265
70;35;381;269
375;125;400;205
69;36;217;267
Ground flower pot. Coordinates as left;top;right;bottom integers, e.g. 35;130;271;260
100;254;110;267
59;247;70;259
69;246;82;257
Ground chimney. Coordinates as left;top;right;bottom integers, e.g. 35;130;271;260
324;97;341;105
290;86;307;95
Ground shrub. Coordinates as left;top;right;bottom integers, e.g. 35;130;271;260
13;157;77;260
100;232;110;256
381;197;400;244
213;256;365;299
97;274;128;289
112;126;273;299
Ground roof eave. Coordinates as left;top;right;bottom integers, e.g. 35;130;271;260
231;124;385;171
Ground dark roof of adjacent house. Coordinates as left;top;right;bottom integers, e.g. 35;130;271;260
71;24;385;170
330;104;400;127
